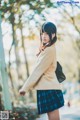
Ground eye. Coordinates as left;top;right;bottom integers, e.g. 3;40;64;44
45;33;48;35
41;32;44;35
44;32;48;35
40;33;43;35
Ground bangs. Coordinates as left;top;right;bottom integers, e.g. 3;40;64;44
41;23;56;35
41;24;51;34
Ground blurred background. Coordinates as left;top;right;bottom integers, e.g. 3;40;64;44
0;0;80;120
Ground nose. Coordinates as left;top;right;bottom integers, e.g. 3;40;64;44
43;34;46;39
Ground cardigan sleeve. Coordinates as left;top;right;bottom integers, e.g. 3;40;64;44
20;47;54;92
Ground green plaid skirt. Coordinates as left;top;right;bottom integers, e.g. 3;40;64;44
37;90;64;114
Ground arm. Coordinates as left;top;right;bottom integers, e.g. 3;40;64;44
20;47;53;92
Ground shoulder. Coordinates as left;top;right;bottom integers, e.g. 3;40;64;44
37;44;56;59
43;44;56;54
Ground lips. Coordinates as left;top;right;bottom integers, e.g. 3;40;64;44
43;39;46;41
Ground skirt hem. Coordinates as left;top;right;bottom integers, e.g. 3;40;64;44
38;103;64;115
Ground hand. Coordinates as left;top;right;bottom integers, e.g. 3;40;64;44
19;89;26;96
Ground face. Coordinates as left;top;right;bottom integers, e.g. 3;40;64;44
41;32;55;45
41;32;50;44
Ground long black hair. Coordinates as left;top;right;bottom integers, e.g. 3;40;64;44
40;22;57;46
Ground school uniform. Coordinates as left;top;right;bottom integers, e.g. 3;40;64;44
20;43;64;114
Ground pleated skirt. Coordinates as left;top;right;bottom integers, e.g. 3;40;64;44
37;90;64;115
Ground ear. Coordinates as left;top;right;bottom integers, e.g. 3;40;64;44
52;33;55;39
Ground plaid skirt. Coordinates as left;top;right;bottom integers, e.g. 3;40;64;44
37;90;64;114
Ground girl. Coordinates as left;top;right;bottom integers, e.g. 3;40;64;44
19;22;64;120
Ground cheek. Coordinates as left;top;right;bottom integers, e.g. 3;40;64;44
41;35;50;42
48;35;50;39
46;35;50;41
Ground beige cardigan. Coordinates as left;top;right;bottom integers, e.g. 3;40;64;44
20;44;61;92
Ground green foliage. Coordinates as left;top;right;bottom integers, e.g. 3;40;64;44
9;0;16;4
0;0;54;12
0;85;2;92
9;107;39;120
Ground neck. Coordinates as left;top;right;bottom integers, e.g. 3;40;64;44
43;42;50;47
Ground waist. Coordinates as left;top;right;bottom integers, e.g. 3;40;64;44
32;74;61;90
